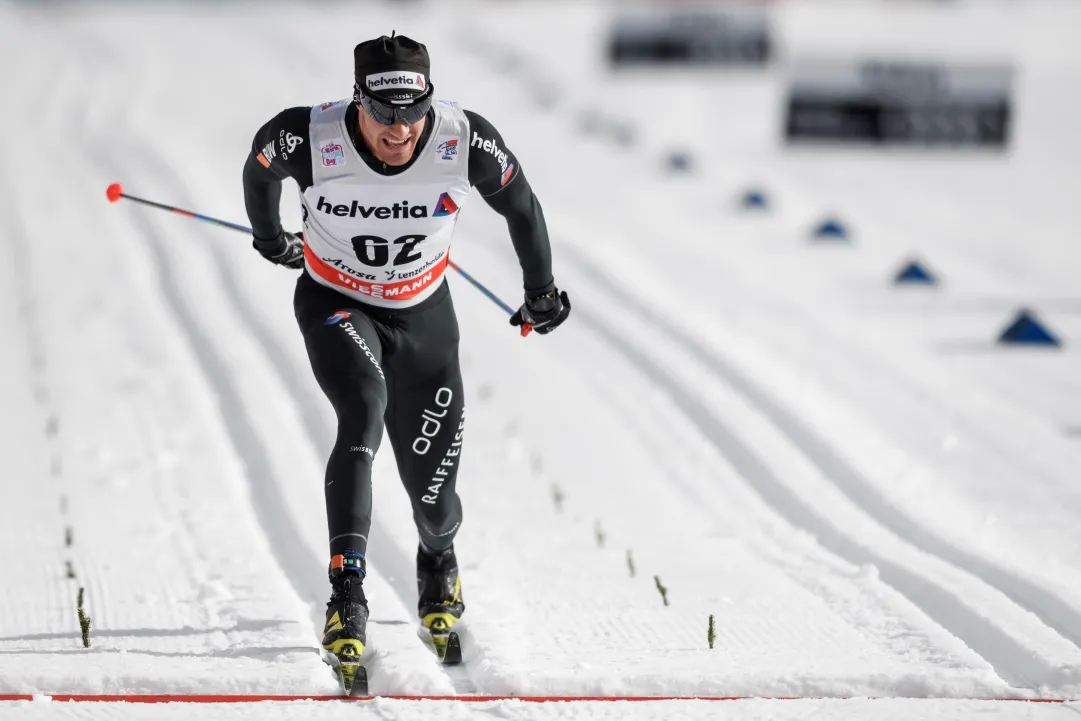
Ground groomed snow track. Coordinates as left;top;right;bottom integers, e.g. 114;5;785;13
2;2;1081;720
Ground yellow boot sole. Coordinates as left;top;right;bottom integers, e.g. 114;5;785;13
422;612;460;632
324;638;365;657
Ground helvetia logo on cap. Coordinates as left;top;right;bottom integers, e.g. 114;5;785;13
325;311;352;325
366;71;427;92
433;192;459;217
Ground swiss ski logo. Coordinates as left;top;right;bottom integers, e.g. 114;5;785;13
433;193;459;217
321;142;345;167
325;311;351;325
501;163;515;186
437;137;459;161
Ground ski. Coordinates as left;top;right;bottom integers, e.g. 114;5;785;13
426;617;463;665
337;653;369;696
323;648;369;696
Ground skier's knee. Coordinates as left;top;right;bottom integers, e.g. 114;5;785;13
414;495;462;541
334;379;387;424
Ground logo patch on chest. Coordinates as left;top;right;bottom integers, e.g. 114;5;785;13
436;136;459;162
321;142;346;167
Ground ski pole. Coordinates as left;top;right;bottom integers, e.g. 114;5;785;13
106;183;253;234
105;183;531;336
446;259;530;336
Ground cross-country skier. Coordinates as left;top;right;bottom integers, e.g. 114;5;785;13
241;33;571;672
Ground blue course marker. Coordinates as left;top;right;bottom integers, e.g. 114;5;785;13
741;190;768;210
813;218;848;240
894;260;938;286
998;309;1062;347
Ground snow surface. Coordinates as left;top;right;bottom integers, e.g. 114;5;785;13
1;0;1079;719
5;698;1081;721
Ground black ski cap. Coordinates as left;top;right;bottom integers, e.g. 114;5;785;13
354;34;431;105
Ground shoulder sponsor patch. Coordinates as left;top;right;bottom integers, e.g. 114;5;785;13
258;141;276;168
435;136;459;162
279;129;303;159
470;130;514;184
321;141;345;167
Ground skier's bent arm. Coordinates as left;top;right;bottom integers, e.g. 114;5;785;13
463;109;555;298
243;152;284;240
242;106;314;269
463;109;568;333
242;106;314;238
484;173;555;298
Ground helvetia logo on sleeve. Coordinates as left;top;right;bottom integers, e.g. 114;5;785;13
433;192;459;217
471;131;512;179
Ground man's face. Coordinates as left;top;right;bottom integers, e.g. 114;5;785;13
356;107;427;166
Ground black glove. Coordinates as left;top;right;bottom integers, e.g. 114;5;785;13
510;289;571;335
252;230;305;269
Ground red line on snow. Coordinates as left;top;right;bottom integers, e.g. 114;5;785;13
0;694;1075;704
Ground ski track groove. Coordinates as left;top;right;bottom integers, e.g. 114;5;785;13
571;301;1047;690
554;244;1081;691
89;145;327;626
65;44;328;634
567;231;1081;645
460;28;1081;686
0;163;91;645
460;23;1081;670
450;45;1077;687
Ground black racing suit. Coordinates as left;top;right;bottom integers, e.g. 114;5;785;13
242;103;553;559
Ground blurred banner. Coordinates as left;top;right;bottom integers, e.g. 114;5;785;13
784;59;1013;148
607;5;772;67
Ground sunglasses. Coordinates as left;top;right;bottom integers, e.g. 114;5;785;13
355;83;434;126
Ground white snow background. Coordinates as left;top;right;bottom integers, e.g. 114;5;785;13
1;0;1079;719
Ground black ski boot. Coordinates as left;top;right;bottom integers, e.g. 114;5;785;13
417;543;464;664
417;543;465;632
322;550;368;692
